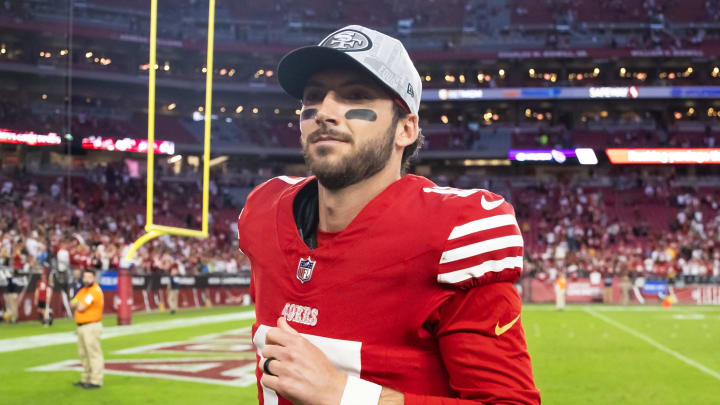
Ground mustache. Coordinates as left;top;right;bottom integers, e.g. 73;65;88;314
306;127;353;144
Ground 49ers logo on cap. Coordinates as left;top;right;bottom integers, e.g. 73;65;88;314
321;29;372;52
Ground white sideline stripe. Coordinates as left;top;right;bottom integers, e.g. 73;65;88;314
440;234;523;264
522;305;720;312
584;308;720;381
437;256;523;284
448;214;518;240
28;358;257;387
0;310;256;353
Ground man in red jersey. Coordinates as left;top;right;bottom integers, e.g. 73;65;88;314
238;25;540;405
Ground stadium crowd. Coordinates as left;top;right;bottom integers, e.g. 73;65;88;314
1;163;718;285
515;174;720;284
0;164;250;277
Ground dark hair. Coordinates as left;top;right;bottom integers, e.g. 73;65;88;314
83;269;96;276
392;102;424;174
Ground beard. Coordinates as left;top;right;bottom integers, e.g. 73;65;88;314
301;121;396;190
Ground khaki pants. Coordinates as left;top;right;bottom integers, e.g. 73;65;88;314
4;293;18;322
603;286;613;304
77;322;104;385
168;289;179;311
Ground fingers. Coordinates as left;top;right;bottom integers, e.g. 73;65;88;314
261;344;289;361
260;371;280;390
277;316;299;335
265;325;297;346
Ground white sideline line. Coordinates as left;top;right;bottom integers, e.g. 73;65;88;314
522;305;720;312
0;310;256;353
584;308;720;381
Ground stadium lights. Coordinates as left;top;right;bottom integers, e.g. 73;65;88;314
85;51;93;58
575;148;598;165
424;75;431;81
60;49;68;56
462;159;511;166
202;67;207;73
498;69;505;77
82;136;175;155
163;62;170;71
444;74;455;83
459;74;466;84
252;107;259;114
294;109;300;115
209;155;228;167
236;106;244;113
0;44;6;54
219;68;227;76
606;148;720;164
197;106;204;112
0;129;63;146
228;68;236;77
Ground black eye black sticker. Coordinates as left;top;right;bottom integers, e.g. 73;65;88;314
300;108;318;120
345;109;377;121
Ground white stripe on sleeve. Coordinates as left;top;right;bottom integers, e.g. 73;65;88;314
440;234;524;264
448;214;519;240
437;256;524;284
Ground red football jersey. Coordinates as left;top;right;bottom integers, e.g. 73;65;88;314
238;175;540;405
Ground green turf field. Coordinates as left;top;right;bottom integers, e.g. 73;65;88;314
1;304;719;404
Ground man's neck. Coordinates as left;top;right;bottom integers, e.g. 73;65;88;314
317;165;401;233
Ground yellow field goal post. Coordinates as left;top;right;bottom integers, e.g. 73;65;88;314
124;0;216;262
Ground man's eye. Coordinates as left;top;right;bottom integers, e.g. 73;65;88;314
303;91;324;103
347;91;369;100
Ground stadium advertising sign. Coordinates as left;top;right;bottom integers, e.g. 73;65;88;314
588;86;639;99
423;86;720;101
509;148;598;165
642;281;668;295
0;129;62;146
606;148;720;164
81;136;175;155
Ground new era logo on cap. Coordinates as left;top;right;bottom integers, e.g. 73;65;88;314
320;29;372;52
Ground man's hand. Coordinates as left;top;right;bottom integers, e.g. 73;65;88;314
261;317;347;405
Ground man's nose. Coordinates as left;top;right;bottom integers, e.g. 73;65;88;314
314;92;342;126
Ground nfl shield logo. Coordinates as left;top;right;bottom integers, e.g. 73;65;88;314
296;257;316;284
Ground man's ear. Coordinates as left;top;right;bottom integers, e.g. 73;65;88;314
395;114;419;148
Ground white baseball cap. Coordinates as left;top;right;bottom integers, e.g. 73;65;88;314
277;25;422;115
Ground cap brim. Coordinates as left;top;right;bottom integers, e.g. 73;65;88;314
277;46;374;100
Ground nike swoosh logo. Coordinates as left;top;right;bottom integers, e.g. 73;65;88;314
481;196;504;211
495;314;521;336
